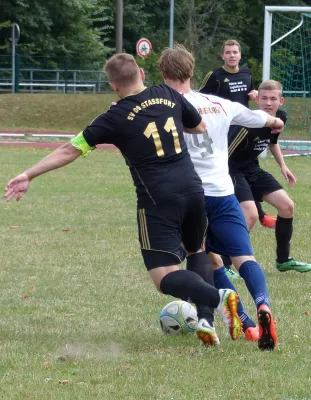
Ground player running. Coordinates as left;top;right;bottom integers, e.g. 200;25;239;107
4;53;242;347
158;45;281;350
228;79;311;273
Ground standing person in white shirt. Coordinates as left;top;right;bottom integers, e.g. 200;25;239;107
158;45;283;350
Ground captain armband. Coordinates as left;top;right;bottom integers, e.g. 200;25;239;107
70;131;95;157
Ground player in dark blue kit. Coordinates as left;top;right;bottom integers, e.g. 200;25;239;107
4;53;242;346
228;79;311;273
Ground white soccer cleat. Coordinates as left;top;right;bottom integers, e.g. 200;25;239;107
196;319;220;346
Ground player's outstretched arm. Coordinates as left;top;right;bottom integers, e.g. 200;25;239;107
269;143;296;187
184;119;206;134
4;142;82;201
264;116;284;134
230;102;282;132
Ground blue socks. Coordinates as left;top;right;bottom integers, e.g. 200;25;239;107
213;266;256;330
239;260;270;308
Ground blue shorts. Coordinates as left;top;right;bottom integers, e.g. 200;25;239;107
204;194;253;257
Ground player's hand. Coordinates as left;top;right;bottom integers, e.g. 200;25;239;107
281;166;296;187
4;173;30;201
109;101;117;109
271;117;284;134
248;90;258;101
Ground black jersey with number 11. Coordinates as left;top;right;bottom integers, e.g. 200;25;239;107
82;84;203;207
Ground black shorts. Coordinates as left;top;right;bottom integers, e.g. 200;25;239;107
137;193;207;270
230;168;283;203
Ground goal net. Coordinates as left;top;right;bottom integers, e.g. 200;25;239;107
267;10;311;156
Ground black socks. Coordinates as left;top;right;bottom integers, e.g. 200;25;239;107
160;269;220;310
275;215;293;263
187;252;215;323
256;201;266;221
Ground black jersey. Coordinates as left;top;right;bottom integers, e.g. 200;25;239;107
82;84;203;207
199;66;255;108
228;109;287;174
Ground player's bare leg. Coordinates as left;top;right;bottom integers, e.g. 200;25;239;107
263;189;311;273
239;200;258;231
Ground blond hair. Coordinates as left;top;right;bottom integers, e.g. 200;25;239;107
258;79;283;96
104;53;140;87
158;44;194;82
221;39;241;54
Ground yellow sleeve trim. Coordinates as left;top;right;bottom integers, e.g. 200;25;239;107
199;71;213;90
70;131;95;157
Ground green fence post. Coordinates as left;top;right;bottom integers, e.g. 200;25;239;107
15;54;20;93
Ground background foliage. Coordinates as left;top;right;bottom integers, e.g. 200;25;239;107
1;0;311;84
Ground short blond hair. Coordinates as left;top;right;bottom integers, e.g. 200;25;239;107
258;80;283;96
104;53;140;87
221;39;241;54
158;44;194;82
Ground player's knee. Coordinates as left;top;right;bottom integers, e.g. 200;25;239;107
277;199;294;218
155;282;162;292
232;255;255;270
247;212;258;230
149;265;180;293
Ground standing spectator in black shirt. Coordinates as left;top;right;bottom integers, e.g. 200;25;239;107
4;53;242;346
200;39;257;107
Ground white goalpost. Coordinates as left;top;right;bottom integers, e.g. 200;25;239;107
262;6;311;157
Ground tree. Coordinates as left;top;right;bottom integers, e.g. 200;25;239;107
0;0;111;67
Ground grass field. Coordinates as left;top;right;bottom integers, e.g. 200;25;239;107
0;94;117;132
1;146;311;399
1;93;311;141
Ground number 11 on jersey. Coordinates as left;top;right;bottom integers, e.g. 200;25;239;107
143;117;181;157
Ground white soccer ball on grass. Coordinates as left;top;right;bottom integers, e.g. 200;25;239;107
159;300;198;336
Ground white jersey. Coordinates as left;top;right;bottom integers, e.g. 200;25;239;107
183;91;267;196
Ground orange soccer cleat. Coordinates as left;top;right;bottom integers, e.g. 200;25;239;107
260;215;276;229
257;304;277;350
244;326;260;341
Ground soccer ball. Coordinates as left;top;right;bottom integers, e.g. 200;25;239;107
159;300;198;336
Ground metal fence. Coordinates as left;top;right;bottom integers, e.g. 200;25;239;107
0;55;154;94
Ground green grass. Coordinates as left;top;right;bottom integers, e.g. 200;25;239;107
1;94;311;141
1;147;311;399
0;94;117;132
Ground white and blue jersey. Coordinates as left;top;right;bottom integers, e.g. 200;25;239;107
183;91;268;256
